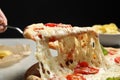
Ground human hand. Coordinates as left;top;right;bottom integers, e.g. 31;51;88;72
0;9;7;33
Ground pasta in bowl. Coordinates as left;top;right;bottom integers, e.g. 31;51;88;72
92;23;120;46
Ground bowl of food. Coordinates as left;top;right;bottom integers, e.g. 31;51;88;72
92;23;120;46
0;39;37;80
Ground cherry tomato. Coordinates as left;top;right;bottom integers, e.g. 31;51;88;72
74;67;99;74
45;23;57;27
114;56;120;64
66;74;86;80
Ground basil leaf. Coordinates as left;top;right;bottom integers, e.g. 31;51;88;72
101;45;108;55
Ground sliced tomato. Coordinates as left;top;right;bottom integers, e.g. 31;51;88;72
74;67;99;74
74;61;99;74
114;56;120;64
45;23;57;27
78;61;89;67
66;74;86;80
106;48;118;55
108;50;117;55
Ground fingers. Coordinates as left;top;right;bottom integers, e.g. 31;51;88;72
0;9;7;25
0;9;7;33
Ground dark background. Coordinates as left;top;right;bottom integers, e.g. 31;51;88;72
0;0;120;38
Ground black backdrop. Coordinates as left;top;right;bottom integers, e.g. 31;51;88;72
0;0;120;38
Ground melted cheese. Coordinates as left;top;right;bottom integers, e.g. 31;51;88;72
35;40;72;80
34;27;110;80
28;24;120;80
57;32;108;69
85;52;120;80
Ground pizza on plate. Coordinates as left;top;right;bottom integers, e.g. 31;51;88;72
24;23;120;80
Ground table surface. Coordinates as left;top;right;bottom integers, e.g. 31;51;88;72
0;38;57;80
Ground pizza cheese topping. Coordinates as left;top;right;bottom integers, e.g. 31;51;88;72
24;23;120;80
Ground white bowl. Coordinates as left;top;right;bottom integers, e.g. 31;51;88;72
99;34;120;47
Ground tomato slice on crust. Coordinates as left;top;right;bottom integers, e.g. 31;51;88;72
45;23;57;27
78;61;89;67
74;67;99;74
66;74;86;80
74;61;99;74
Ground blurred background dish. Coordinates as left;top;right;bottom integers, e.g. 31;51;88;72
92;23;120;47
0;39;37;80
99;33;120;47
92;23;120;34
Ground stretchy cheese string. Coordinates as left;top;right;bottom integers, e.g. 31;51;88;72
57;32;108;70
35;39;72;80
35;28;109;80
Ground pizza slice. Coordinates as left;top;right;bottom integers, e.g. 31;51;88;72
23;23;72;49
24;23;120;80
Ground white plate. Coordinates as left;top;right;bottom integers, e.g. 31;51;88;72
0;39;38;80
